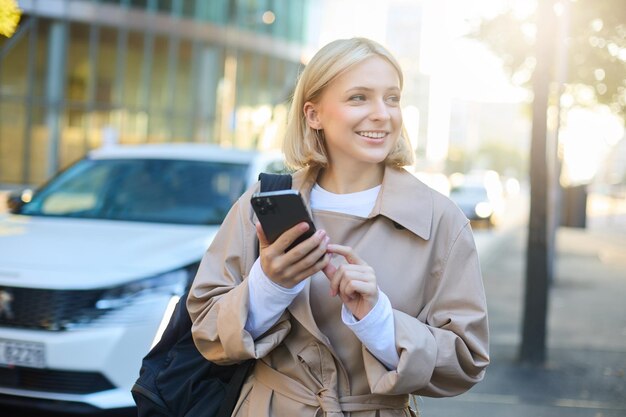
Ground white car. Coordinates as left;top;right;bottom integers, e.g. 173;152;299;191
0;143;285;413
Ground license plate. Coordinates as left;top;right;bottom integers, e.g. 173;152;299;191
0;338;46;368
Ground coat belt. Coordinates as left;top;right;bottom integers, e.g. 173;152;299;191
254;360;409;416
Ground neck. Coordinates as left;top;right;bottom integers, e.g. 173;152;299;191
317;163;384;194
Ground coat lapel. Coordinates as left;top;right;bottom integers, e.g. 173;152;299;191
287;278;333;346
371;166;433;240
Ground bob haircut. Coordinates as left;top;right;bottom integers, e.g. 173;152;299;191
283;37;415;170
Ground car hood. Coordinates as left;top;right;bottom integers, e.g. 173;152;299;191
0;214;219;289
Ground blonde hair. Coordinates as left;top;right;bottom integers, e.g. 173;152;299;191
283;37;415;170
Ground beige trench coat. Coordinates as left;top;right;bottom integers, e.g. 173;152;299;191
188;166;490;417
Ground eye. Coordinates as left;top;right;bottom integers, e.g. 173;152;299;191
349;94;366;102
386;95;401;105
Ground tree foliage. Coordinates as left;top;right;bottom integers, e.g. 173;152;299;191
471;0;626;121
0;0;22;38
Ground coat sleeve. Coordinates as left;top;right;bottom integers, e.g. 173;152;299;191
362;221;490;397
187;185;292;365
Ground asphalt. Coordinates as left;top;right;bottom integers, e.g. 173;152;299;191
418;207;626;417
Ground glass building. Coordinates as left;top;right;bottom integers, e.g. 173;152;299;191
0;0;311;185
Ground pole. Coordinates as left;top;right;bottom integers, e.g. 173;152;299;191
45;21;68;179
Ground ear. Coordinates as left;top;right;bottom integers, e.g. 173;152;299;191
303;102;322;130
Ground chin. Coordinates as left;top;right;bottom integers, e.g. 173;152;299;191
358;153;389;165
362;147;393;163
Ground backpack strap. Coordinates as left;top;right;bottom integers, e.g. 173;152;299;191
258;172;292;192
216;360;255;417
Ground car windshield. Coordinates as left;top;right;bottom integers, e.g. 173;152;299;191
450;185;489;200
20;158;249;225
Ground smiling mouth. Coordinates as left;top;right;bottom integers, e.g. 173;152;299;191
357;131;387;139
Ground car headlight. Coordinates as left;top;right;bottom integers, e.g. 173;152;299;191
95;269;188;310
474;202;493;219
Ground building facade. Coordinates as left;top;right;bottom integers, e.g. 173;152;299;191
0;0;311;184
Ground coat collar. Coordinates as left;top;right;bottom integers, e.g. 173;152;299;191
291;165;432;240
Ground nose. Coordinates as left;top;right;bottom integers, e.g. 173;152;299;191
369;98;391;121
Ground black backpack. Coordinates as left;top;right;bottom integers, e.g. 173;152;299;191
131;173;292;417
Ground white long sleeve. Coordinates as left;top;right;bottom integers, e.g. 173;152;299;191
244;258;305;339
341;290;400;369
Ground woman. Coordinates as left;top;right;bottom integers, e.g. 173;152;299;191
188;37;489;417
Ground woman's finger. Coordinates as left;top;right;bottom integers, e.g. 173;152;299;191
322;262;337;282
326;244;366;265
271;222;313;253
290;253;331;283
279;234;329;280
260;225;331;287
296;235;330;270
340;275;375;299
282;229;327;264
255;222;270;249
327;264;371;296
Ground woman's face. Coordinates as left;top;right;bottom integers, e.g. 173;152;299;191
305;56;402;167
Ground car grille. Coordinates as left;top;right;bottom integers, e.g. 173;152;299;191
0;366;115;394
0;286;107;331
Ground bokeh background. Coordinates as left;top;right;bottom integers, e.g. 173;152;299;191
1;0;625;416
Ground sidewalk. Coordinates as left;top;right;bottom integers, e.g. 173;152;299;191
418;218;626;417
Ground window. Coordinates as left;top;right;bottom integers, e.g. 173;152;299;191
22;158;250;224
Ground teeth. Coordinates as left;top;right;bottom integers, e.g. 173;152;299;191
359;131;386;139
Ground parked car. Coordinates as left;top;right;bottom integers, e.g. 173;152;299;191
449;181;503;227
0;143;285;413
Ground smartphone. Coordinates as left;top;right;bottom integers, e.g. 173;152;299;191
251;189;316;252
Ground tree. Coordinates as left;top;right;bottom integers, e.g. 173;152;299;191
518;0;557;365
472;0;626;122
0;0;21;38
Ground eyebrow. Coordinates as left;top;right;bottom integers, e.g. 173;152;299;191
345;86;401;93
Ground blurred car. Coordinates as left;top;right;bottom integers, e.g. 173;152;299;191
0;143;285;413
449;181;502;227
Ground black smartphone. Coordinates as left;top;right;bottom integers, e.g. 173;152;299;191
251;189;316;252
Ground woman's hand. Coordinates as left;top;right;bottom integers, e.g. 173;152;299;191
323;244;379;320
256;222;330;289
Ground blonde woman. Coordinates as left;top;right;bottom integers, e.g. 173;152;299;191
188;37;489;417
